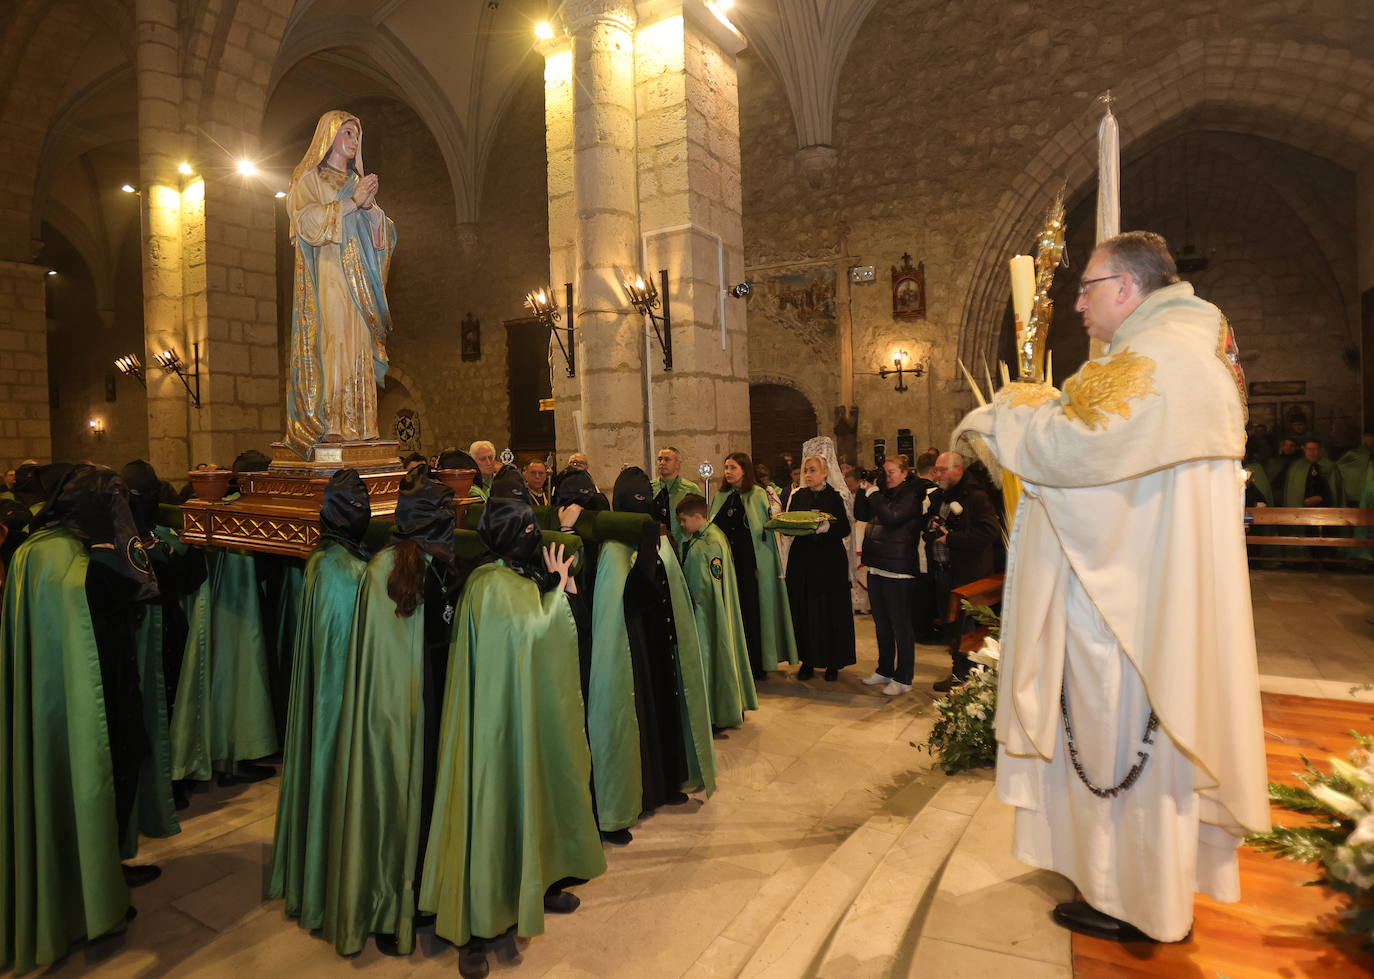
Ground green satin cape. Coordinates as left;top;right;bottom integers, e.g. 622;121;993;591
322;546;427;956
709;486;798;669
170;547;278;778
587;538;718;832
419;562;606;944
124;601;179;858
267;541;366;927
1280;455;1341;507
652;475;701;557
682;524;757;727
1;528;130;975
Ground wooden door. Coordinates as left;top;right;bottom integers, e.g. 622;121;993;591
749;383;818;478
505;316;555;458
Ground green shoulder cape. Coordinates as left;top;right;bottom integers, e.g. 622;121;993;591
652;475;701;556
1281;455;1341;508
322;546;427;956
267;540;367;927
122;531;187;857
419;562;606;944
587;537;718;832
170;547;278;779
709;486;798;669
682;524;757;727
1;528;129;975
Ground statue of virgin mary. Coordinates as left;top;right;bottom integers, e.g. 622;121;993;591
282;110;397;458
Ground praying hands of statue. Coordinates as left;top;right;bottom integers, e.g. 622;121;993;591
543;541;577;595
352;173;385;248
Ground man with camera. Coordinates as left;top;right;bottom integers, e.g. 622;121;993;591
923;451;1001;692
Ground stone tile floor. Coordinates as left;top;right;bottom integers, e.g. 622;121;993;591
46;567;1374;977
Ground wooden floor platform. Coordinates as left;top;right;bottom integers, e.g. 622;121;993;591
1073;692;1374;978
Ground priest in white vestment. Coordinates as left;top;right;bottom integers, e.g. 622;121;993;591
953;231;1270;943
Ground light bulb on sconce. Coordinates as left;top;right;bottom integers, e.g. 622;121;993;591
236;159;257;177
88;418;105;439
525;283;576;378
177;162;193;176
534;21;554;40
876;347;924;392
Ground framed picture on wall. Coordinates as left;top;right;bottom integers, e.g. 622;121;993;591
1279;400;1315;440
1250;379;1305;397
891;253;925;319
105;373;117;402
461;312;481;362
1249;402;1278;440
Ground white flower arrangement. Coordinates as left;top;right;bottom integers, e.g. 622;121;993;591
1249;732;1374;947
918;602;1000;775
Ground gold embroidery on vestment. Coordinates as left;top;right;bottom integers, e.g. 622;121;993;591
1215;314;1248;425
1004;382;1061;410
1062;348;1159;430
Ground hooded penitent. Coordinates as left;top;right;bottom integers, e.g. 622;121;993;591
318;468;371;559
479;466;549;588
391;466;456;568
34;464;158;602
552;467;608;511
119;459;162;539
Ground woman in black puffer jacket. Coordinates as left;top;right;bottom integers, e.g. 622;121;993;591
852;456;921;696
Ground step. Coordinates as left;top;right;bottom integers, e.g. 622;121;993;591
813;772;994;978
736;770;992;978
906;782;1073;977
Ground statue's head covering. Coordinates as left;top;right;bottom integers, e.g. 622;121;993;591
33;464;158;600
391;466;455;567
319;468;371;559
290;110;365;190
119;459;162;538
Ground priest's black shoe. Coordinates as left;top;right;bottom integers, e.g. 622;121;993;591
931;675;957;693
797;665;815;681
601;828;632;845
459;942;490;979
217;761;275;786
543;888;581;914
121;863;161;888
1051;901;1152;942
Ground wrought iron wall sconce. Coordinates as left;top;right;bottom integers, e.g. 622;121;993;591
114;353;146;386
627;270;673;371
526;283;575;378
155;344;202;408
876;349;924;392
88;418;105;439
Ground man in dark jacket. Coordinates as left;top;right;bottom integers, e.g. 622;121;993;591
924;452;1002;691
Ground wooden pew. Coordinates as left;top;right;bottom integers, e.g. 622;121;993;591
1244;507;1374;568
947;574;1005;654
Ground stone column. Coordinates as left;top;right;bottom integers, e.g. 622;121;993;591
568;0;644;487
136;0;196;476
1358;163;1374;428
0;260;51;465
636;2;751;474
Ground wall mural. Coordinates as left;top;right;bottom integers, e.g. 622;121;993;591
754;265;838;340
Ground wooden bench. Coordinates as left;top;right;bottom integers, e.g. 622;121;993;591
1245;507;1374;567
947;574;1005;654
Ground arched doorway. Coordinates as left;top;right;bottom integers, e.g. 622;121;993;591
749;383;818;480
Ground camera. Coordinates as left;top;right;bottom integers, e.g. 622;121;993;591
856;467;882;484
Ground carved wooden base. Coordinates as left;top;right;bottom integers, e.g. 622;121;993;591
180;456;479;559
269;439;401;473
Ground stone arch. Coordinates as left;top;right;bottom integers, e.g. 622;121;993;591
956;36;1374;377
377;363;430;451
748;371;826;438
267;17;477;227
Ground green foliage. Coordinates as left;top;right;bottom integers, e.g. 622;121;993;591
918;607;1000;775
959;599;1001;638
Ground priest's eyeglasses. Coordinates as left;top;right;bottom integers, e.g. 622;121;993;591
1077;273;1126;295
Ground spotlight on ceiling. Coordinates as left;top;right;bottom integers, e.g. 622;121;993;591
274;190;287;199
534;21;554;40
237;159;257;177
177;162;193;176
120;183;137;194
46;269;56;277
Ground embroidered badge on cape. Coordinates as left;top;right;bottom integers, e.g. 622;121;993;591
710;556;724;581
1062;348;1159;430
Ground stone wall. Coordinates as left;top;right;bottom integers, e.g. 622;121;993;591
0;261;50;468
738;1;1374;461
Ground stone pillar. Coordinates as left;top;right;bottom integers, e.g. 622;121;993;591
0;260;51;465
1359;163;1374;429
637;2;751;475
544;36;582;464
569;0;644;488
136;0;196;476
